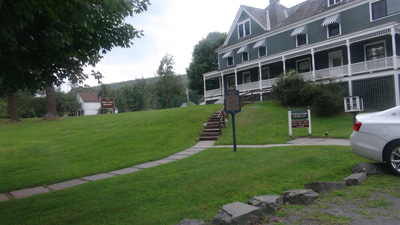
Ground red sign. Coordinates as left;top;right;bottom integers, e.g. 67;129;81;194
101;98;114;109
292;120;309;128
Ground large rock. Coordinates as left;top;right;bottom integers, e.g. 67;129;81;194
344;173;367;186
176;219;205;225
304;182;347;194
283;189;319;205
248;195;283;213
353;163;385;175
213;202;261;225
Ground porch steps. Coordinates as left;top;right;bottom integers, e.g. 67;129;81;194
198;110;228;142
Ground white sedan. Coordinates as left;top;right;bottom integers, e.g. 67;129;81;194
350;106;400;176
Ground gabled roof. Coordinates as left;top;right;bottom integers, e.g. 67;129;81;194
221;0;357;49
78;92;100;102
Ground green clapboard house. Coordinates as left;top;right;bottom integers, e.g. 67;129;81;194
203;0;400;111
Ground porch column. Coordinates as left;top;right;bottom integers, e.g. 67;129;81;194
234;69;238;90
392;27;400;106
203;76;206;99
392;27;398;69
221;72;225;95
282;56;286;74
311;49;316;81
258;62;262;90
346;39;352;76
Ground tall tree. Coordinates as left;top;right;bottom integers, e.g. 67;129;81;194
153;54;184;109
186;32;227;95
0;0;150;121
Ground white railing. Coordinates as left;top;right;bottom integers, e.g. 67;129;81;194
300;72;313;81
261;78;278;88
351;57;393;74
205;88;222;98
237;82;260;92
397;56;400;68
314;65;348;80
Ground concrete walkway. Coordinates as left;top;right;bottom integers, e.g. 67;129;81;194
0;138;349;202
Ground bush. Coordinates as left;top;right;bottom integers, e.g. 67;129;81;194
273;71;345;116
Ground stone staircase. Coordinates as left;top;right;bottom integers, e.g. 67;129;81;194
198;108;228;141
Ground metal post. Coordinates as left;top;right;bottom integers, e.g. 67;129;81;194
232;112;237;152
288;107;292;137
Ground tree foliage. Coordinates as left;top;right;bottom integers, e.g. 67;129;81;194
153;54;185;109
187;32;227;94
273;70;345;116
0;0;150;120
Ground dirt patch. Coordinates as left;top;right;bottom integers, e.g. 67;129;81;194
262;188;400;225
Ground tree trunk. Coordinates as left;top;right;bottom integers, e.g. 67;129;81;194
8;91;21;122
45;83;58;118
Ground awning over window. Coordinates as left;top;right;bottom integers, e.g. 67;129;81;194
291;25;307;36
321;13;341;26
237;45;248;54
222;51;233;58
253;39;266;49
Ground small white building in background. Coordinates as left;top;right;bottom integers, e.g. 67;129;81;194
77;92;101;116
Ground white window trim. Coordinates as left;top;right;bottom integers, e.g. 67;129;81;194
258;46;267;58
296;33;308;47
237;19;251;39
364;40;387;61
326;22;342;38
261;67;270;80
328;50;343;67
369;0;400;22
242;72;251;84
227;57;234;67
296;58;311;74
327;0;342;7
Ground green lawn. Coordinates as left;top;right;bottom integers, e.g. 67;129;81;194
0;105;222;192
0;146;371;225
216;101;354;145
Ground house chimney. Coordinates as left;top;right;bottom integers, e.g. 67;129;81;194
270;0;279;4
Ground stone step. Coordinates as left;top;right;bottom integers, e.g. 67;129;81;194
198;136;219;141
201;132;220;136
203;128;220;133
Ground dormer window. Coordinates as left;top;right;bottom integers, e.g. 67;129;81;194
291;25;308;47
238;19;251;39
328;0;342;6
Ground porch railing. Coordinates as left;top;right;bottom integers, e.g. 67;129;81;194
261;78;278;88
300;72;313;81
397;56;400;68
315;65;348;80
205;88;222;98
351;57;393;74
237;81;260;92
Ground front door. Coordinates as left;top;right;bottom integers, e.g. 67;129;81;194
227;75;235;89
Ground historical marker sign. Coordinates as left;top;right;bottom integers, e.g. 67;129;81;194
224;89;241;114
101;98;115;109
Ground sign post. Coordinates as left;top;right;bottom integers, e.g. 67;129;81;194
224;87;241;152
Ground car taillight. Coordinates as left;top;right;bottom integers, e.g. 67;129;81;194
354;122;362;132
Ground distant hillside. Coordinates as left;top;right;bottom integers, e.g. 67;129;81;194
92;74;188;91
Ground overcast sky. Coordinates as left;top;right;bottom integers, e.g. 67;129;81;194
70;0;305;90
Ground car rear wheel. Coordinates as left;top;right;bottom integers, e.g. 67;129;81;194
384;143;400;176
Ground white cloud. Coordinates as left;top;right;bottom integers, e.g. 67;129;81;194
75;0;305;89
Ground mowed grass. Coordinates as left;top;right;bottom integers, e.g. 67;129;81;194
0;105;222;192
216;101;354;145
0;146;370;225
